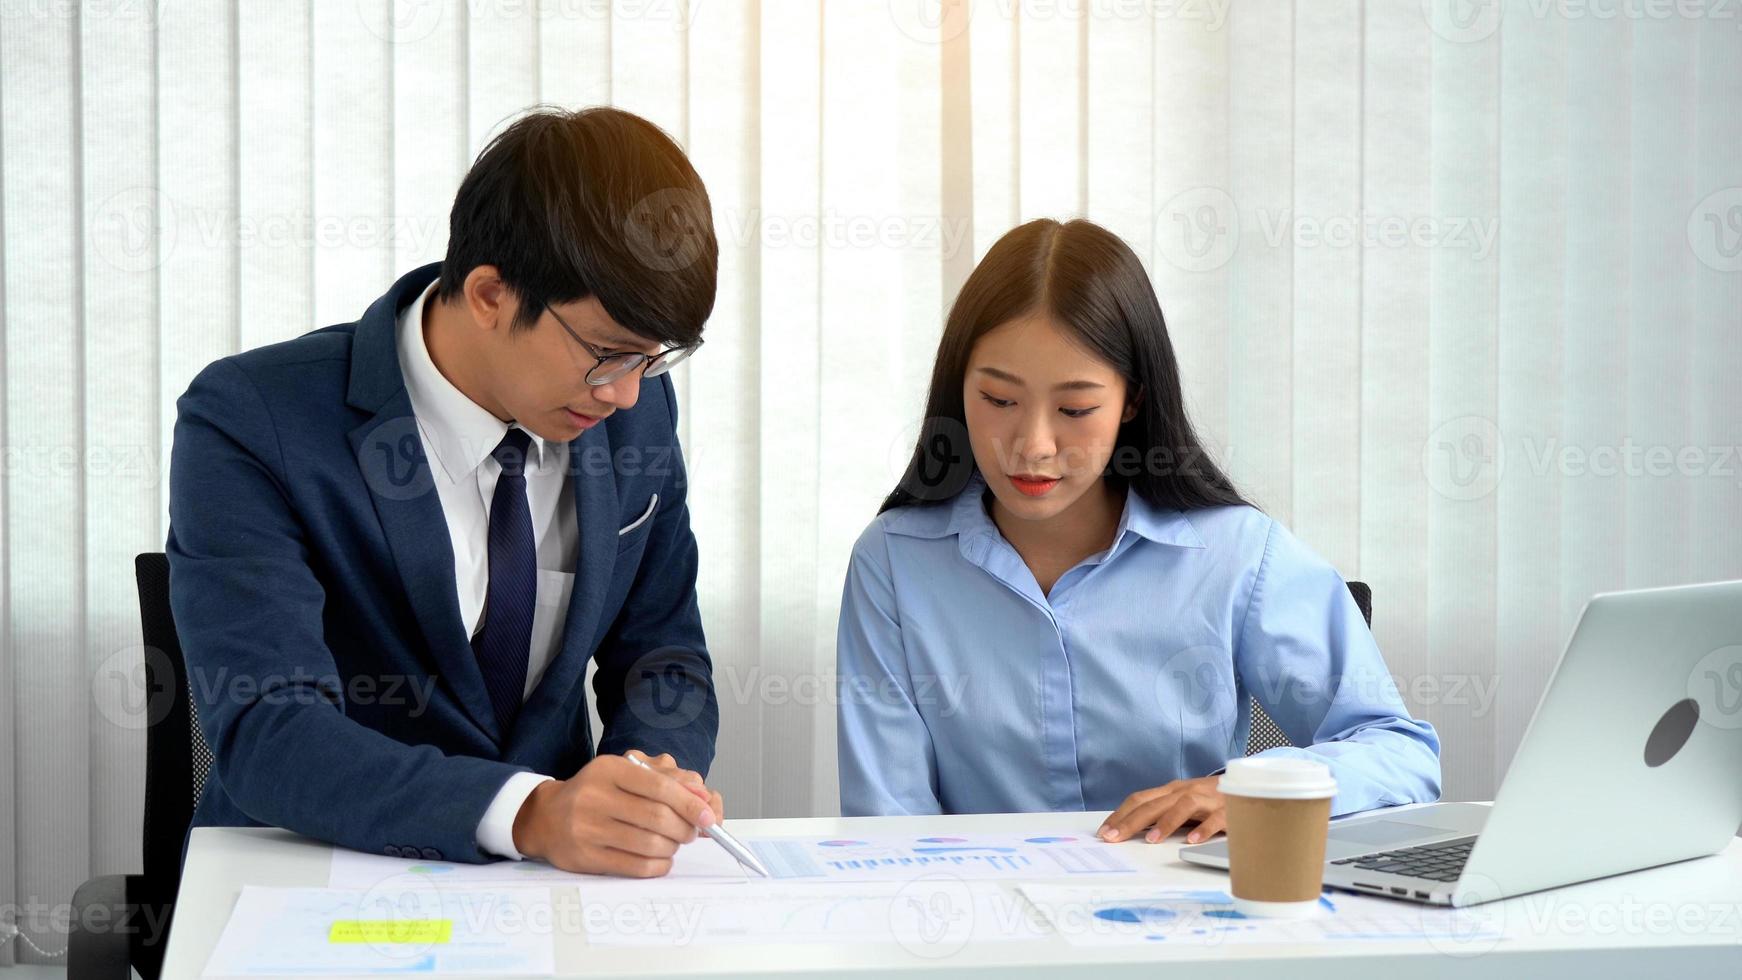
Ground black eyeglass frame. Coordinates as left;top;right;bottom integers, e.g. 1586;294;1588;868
545;304;700;386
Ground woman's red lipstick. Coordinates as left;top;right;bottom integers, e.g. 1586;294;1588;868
1008;474;1060;497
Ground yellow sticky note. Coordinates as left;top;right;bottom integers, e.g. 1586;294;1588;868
327;919;453;945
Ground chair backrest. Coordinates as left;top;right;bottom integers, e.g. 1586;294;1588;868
1244;580;1373;756
133;552;211;980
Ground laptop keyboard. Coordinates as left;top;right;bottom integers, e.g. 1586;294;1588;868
1329;836;1475;882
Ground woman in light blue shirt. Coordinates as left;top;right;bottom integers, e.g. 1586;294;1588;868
837;218;1441;845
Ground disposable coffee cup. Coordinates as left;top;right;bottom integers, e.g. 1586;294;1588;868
1218;757;1337;918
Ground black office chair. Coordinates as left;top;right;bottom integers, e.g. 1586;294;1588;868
68;553;212;980
1244;580;1373;755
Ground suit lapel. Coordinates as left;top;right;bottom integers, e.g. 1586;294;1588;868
345;264;502;746
348;391;503;747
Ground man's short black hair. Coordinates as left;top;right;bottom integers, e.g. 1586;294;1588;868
436;105;718;348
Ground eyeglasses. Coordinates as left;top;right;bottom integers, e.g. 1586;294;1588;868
545;304;700;386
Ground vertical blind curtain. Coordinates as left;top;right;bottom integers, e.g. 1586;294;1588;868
2;0;1739;962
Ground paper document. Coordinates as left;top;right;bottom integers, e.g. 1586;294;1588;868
201;885;555;977
580;879;1051;949
1019;884;1507;949
329;836;747;890
745;832;1138;881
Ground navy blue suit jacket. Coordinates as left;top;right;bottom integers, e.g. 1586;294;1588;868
167;263;719;863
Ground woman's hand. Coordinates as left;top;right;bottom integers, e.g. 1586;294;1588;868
1098;775;1226;844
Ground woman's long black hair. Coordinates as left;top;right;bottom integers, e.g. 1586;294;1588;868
881;218;1247;515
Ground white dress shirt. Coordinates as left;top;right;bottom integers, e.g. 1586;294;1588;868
397;282;566;859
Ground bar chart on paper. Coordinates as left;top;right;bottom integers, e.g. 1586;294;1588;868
746;834;1138;881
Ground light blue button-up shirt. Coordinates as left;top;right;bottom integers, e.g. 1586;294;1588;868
836;475;1442;818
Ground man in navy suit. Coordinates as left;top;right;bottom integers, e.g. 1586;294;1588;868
168;107;724;875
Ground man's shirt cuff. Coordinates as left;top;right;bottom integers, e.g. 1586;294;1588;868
476;771;555;860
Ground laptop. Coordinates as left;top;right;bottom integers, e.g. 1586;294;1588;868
1180;579;1742;907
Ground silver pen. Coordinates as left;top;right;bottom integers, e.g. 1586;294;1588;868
624;753;771;878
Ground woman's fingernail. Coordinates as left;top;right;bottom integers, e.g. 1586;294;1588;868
1145;829;1160;843
699;808;717;827
1104;829;1120;842
1187;832;1201;843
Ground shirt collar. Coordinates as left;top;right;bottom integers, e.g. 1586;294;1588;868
396;280;557;483
886;471;1206;550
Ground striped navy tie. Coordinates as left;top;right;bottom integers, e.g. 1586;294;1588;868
473;427;536;735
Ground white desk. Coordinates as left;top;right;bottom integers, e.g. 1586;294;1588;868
163;808;1742;979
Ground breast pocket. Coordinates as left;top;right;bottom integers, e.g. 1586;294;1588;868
528;568;577;692
616;493;659;554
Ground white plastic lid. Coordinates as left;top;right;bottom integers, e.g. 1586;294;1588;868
1217;757;1337;800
